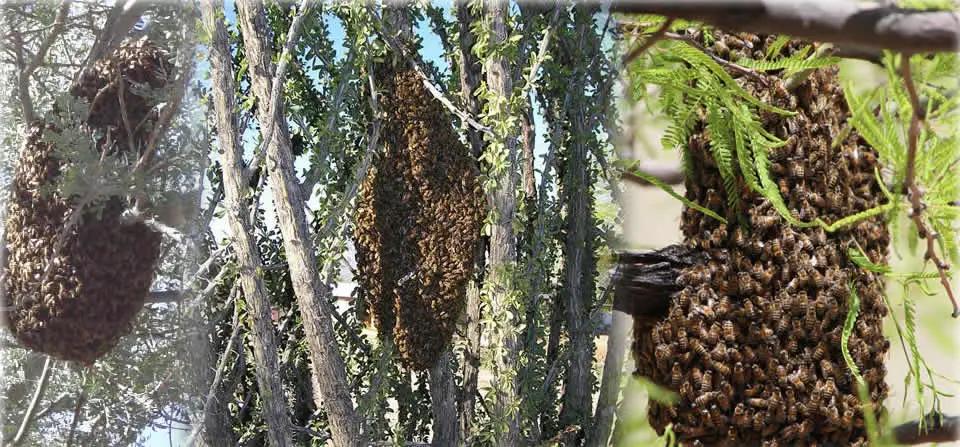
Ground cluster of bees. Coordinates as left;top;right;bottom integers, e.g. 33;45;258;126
353;63;484;370
633;31;890;446
1;41;170;364
70;37;172;155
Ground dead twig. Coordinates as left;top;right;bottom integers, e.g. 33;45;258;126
900;57;957;317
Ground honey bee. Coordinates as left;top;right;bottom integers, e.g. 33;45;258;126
823;378;837;400
788;372;805;391
737;272;753;295
734;403;750;427
716;296;732;317
813;342;827;361
743;299;757;319
752;411;767;431
732;226;747;248
712;359;731;376
781;423;801;440
789;161;806;179
786;338;798;353
711;409;728;428
733;362;746;385
752;364;766;381
671;362;683;388
778;178;790;196
722;320;735;341
701;370;714;393
677;328;689;351
753;214;778;231
841;408;854;426
691;338;708;358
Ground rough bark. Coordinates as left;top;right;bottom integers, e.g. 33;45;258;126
455;3;485;443
482;0;521;444
200;2;290;445
429;349;459;447
233;2;361;446
606;0;960;53
557;9;601;444
585;310;630;447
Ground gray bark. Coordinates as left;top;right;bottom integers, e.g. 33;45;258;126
606;0;960;54
455;3;485;443
482;1;521;445
199;2;291;446
429;349;458;447
233;2;361;446
584;310;630;447
558;9;599;444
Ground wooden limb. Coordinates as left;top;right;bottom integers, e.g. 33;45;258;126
900;57;957;317
606;0;960;54
613;245;703;318
893;413;960;445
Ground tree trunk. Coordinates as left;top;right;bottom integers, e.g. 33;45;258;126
200;2;290;445
482;0;522;445
233;2;361;446
558;9;599;443
455;3;485;444
430;349;458;446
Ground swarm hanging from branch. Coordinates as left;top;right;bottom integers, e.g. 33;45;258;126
1;40;171;364
353;62;484;370
628;32;890;445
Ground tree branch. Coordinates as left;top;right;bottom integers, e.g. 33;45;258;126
893;413;960;445
10;357;54;446
900;57;957;317
606;0;960;54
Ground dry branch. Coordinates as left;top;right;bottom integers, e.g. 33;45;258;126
606;0;960;54
893;413;960;445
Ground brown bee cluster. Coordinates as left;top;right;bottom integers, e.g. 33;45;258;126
634;32;890;446
70;38;172;154
353;63;484;370
1;40;170;364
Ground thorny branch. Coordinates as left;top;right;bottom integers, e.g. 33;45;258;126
899;57;957;318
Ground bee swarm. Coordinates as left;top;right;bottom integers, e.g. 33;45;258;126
353;63;484;370
1;40;171;364
632;32;889;446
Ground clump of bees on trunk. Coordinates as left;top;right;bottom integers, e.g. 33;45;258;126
632;31;889;446
1;39;171;364
353;62;484;370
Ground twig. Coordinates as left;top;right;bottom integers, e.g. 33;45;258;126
622;18;674;65
184;286;243;447
64;372;88;447
893;413;960;445
620;161;685;185
900;57;957;317
10;357;55;446
664;31;769;86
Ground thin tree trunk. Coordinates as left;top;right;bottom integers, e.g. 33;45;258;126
482;0;522;445
585;310;630;447
558;9;599;443
200;2;290;445
455;3;485;443
233;2;361;446
430;349;458;446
